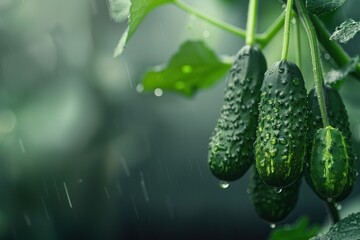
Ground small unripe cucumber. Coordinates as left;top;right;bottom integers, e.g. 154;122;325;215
306;86;356;201
310;126;349;198
255;60;308;187
208;46;267;181
249;168;300;222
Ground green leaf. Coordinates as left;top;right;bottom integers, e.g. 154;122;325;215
141;40;232;96
330;19;360;44
325;56;359;89
113;0;175;57
269;216;319;240
108;0;131;22
306;0;347;15
310;212;360;240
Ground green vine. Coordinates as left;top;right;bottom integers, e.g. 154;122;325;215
281;0;294;60
246;0;258;46
295;0;330;127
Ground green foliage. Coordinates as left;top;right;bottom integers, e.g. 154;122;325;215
108;0;131;22
306;0;347;15
114;0;174;57
269;216;319;240
255;60;308;188
325;57;359;89
330;19;360;44
309;126;349;199
249;168;300;222
208;46;267;181
310;212;360;240
141;41;231;96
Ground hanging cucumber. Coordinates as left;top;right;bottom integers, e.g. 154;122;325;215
255;60;308;187
208;45;267;181
306;86;355;201
249;168;300;222
309;126;349;198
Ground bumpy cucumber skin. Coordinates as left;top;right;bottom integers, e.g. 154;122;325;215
249;168;300;222
306;86;355;201
255;60;308;187
310;126;349;198
208;46;267;181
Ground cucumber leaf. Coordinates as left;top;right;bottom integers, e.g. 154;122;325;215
108;0;131;23
268;216;319;240
330;18;360;44
141;40;232;96
310;212;360;240
113;0;174;57
325;56;359;89
306;0;346;15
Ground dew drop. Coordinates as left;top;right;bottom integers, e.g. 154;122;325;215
292;78;300;86
219;181;229;189
270;223;276;229
279;137;287;145
336;203;342;210
269;149;278;157
154;88;163;97
274;187;282;193
278;68;285;74
202;30;210;38
136;84;144;93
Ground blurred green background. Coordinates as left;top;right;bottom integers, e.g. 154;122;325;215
0;0;359;239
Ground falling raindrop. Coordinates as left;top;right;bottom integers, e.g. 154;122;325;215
18;138;26;153
270;223;276;229
124;61;133;89
120;156;131;177
140;171;150;202
154;88;163;97
104;186;110;199
63;182;73;208
219;181;229;189
41;196;50;221
274;187;282;193
23;214;31;227
131;195;139;219
53;178;61;202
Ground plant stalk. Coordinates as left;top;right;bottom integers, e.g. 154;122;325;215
281;0;294;60
295;0;330;127
246;0;259;46
174;0;246;38
326;202;340;224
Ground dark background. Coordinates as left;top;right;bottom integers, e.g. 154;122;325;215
0;0;360;239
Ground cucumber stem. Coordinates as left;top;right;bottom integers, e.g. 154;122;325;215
281;0;294;60
295;0;329;127
246;0;259;46
257;11;285;48
294;13;301;69
173;0;246;38
326;202;340;224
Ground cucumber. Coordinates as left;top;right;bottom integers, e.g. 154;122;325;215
249;168;300;222
255;60;308;187
310;126;349;198
306;86;355;201
208;45;267;181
